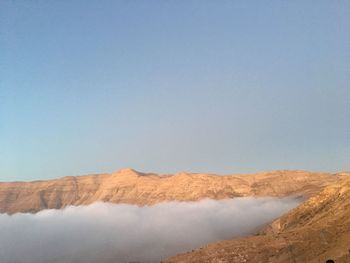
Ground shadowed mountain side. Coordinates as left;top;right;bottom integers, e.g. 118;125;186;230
0;169;342;214
165;173;350;263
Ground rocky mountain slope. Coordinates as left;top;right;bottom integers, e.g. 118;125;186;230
0;169;341;214
165;172;350;263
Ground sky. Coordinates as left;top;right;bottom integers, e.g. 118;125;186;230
1;1;349;181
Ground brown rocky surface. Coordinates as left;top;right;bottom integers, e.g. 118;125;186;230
165;172;350;263
0;169;341;214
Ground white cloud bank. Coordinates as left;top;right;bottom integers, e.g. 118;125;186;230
0;197;301;263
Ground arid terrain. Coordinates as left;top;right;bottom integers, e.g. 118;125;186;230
0;169;349;263
165;172;350;263
0;169;341;214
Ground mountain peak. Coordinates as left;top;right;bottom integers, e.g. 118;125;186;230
115;168;140;176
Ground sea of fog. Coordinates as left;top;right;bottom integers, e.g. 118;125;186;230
0;197;301;263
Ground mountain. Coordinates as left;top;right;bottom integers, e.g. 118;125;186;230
165;172;350;263
0;168;341;214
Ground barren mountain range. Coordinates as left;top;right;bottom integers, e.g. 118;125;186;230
1;169;349;263
0;169;341;214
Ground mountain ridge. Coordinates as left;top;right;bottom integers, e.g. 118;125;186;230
0;169;342;214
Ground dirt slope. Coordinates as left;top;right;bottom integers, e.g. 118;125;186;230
165;172;350;263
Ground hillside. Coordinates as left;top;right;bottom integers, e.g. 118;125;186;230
165;172;350;263
0;169;341;214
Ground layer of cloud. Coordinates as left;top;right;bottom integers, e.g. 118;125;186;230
0;197;301;263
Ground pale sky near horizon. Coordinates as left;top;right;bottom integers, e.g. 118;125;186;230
1;1;350;181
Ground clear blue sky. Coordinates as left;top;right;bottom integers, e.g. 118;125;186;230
1;1;349;181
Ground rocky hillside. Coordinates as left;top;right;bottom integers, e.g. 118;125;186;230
165;172;350;263
0;169;341;214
